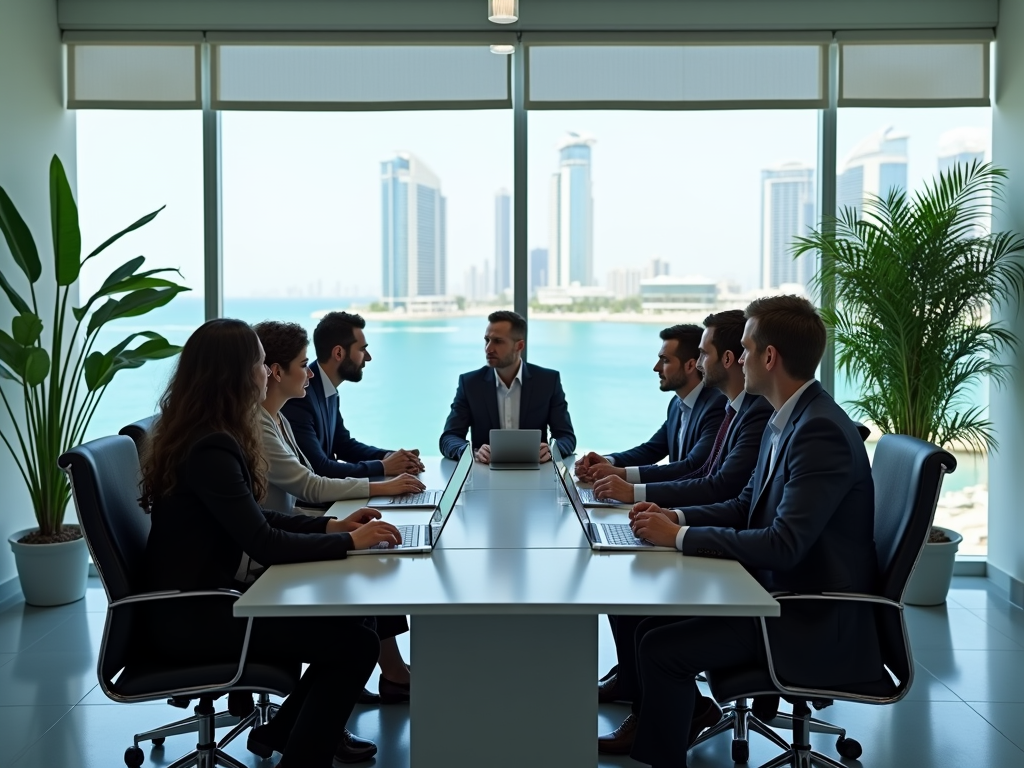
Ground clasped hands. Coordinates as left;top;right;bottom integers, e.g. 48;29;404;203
574;452;633;503
628;502;681;548
383;448;425;475
326;507;404;549
474;442;552;464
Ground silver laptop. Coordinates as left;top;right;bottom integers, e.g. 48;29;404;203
349;442;472;555
489;428;541;470
367;446;473;508
555;464;675;552
550;439;632;508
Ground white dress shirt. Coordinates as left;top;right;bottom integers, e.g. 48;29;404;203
494;360;524;432
627;379;705;496
673;380;815;552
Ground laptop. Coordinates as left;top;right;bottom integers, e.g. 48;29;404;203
349;441;472;555
555;463;675;551
367;446;473;508
489;428;541;470
550;439;632;508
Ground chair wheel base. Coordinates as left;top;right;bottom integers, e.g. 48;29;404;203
732;739;749;762
836;736;862;759
124;746;144;768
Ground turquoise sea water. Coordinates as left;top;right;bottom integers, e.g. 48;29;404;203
85;296;985;490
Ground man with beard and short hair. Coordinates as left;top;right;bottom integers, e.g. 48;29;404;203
439;310;576;463
575;324;726;487
282;311;424;480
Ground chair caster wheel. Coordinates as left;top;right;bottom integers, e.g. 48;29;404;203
732;739;749;762
125;745;144;768
152;737;165;746
836;736;862;759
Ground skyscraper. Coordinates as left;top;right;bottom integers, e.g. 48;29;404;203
837;126;908;221
530;248;549;296
760;162;816;291
494;188;511;295
549;132;595;287
938;127;990;236
381;152;447;307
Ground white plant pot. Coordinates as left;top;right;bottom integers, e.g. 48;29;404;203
8;527;89;607
903;526;962;606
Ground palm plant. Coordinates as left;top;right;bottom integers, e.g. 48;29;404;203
793;161;1024;453
0;155;188;540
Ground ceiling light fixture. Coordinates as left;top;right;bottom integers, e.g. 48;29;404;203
490;44;515;54
488;0;519;24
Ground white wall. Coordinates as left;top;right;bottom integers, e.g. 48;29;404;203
989;0;1024;607
0;0;77;589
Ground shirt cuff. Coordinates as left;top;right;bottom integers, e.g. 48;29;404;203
625;466;641;483
634;484;647;503
675;525;689;552
603;455;616;466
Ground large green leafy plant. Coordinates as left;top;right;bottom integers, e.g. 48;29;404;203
0;155;188;539
794;162;1024;452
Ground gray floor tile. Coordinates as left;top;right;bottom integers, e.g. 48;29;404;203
0;604;79;653
0;653;15;671
23;611;105;654
902;662;962;701
968;701;1024;752
0;651;101;706
947;577;1013;611
76;684;167;706
905;604;1024;650
965;605;1024;647
0;705;72;768
915;648;1024;702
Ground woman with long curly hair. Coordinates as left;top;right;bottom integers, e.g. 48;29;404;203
141;318;401;767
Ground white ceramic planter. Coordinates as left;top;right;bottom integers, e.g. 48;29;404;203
903;526;962;606
8;527;89;607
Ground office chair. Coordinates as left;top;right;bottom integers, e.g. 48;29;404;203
692;433;956;766
59;435;299;768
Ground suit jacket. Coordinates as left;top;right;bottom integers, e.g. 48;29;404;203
439;362;576;460
281;362;390;479
678;381;882;687
609;384;726;482
645;394;772;507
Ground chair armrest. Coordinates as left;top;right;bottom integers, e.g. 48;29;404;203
109;588;242;609
769;592;902;610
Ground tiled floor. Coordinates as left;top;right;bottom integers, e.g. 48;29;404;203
1;576;1023;767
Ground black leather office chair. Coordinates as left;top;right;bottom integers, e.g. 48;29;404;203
118;415;158;449
692;433;956;766
59;435;299;768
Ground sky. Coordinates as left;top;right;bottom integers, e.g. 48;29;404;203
74;105;991;301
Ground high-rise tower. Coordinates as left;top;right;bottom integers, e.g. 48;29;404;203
549;132;595;287
494;188;511;294
760;162;816;291
837;126;908;221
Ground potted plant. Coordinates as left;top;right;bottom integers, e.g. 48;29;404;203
794;161;1024;606
0;155;188;606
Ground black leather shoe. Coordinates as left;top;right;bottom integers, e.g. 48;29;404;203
599;664;618;683
357;687;381;705
332;730;378;765
378;673;410;704
598;673;623;704
247;723;283;759
598;713;638;755
752;694;780;723
688;696;723;746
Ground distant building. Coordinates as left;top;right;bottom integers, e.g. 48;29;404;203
639;276;718;314
549;132;596;287
837;126;908;221
643;257;671;279
494;188;511;294
536;284;612;307
760;162;816;292
381;152;447;308
530;248;549;296
463;259;492;302
607;268;642;299
937;127;990;236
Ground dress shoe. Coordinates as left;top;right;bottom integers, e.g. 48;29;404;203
599;664;619;683
752;694;780;723
378;673;410;704
688;696;724;746
598;673;624;704
598;713;638;755
332;730;378;765
357;687;381;705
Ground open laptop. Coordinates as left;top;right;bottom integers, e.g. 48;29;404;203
550;439;632;508
350;441;472;555
555;463;675;551
367;445;473;508
489;428;541;470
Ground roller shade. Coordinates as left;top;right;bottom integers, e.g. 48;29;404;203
67;43;201;109
212;45;511;110
526;42;827;110
838;34;992;107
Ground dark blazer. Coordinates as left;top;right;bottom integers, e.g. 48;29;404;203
609;383;726;482
281;361;390;479
679;381;882;687
439;362;576;460
646;393;773;507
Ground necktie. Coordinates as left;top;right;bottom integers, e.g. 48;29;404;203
687;403;736;479
325;393;339;453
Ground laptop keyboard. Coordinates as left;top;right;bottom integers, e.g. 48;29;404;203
580;487;626;505
602;523;648;547
394;491;435;505
372;524;419;549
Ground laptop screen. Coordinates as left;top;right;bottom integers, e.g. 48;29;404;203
555;464;597;546
428;441;473;547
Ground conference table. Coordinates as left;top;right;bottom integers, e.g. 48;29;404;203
234;457;779;768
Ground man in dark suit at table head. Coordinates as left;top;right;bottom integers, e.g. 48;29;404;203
575;324;726;486
439;310;576;463
281;311;424;480
597;295;883;767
